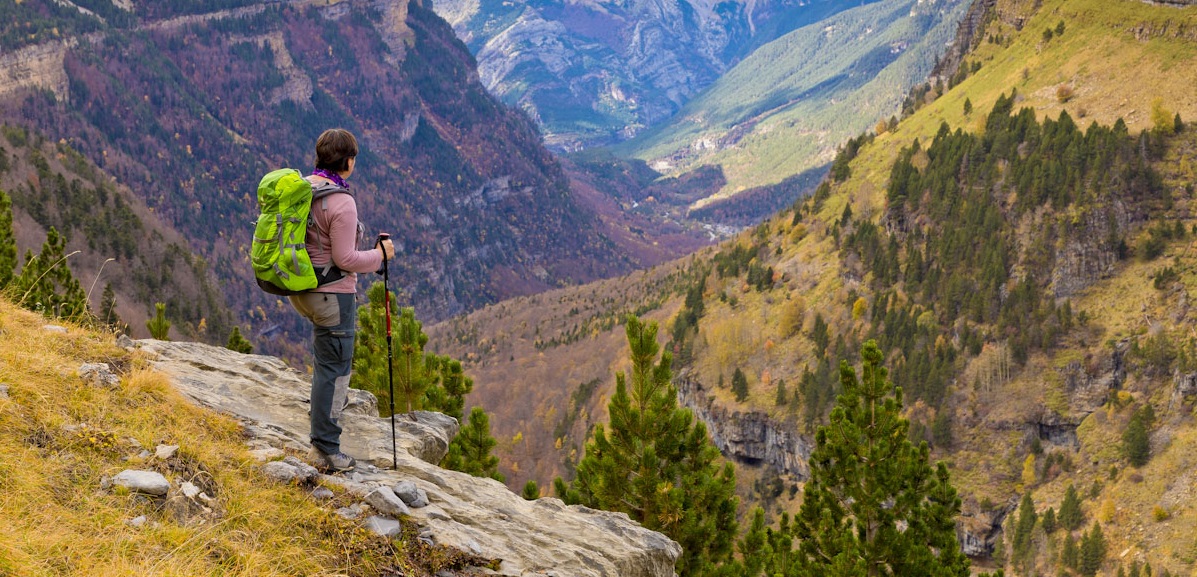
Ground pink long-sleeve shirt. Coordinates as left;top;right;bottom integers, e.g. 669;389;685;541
305;177;382;293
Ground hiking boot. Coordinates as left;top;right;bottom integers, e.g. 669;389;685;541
308;446;356;472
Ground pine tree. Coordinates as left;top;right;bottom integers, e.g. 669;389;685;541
1123;406;1151;467
146;302;170;340
521;480;540;500
1062;532;1080;570
353;283;434;414
226;326;253;354
0;189;15;289
792;340;970;576
556;315;739;576
13;227;88;319
775;378;788;406
1011;492;1038;568
354;283;474;418
739;507;772;576
1059;483;1084;530
732;367;749;402
1080;522;1107;576
1041;506;1057;534
442;406;503;482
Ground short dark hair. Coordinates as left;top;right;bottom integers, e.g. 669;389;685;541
315;128;358;173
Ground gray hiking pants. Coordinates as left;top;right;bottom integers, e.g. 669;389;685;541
290;292;356;456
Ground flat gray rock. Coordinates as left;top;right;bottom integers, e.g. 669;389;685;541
261;461;301;484
112;470;170;496
364;515;402;538
155;444;179;460
0;383;8;400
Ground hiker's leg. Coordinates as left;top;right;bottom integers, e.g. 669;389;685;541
309;293;357;455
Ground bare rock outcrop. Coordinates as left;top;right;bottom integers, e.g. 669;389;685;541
139;339;681;577
676;376;813;480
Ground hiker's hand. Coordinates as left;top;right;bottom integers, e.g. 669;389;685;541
377;237;395;261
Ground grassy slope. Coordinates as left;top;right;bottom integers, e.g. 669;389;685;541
739;0;1197;569
614;0;969;200
436;0;1197;570
0;299;461;576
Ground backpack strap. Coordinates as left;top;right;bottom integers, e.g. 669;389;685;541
307;181;355;287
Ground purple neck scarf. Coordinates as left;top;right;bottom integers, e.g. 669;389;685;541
312;168;350;189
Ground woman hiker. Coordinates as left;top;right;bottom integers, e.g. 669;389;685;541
290;128;394;471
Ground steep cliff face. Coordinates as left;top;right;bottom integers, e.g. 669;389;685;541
435;0;871;149
676;375;813;479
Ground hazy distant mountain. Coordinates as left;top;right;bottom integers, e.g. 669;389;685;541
432;0;878;150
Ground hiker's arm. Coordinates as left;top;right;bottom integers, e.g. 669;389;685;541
326;196;384;274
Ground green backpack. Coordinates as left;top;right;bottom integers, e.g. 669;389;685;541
251;168;348;295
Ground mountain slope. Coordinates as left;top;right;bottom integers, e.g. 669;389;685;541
0;126;230;340
0;0;698;355
429;1;1197;573
614;0;970;201
432;0;880;149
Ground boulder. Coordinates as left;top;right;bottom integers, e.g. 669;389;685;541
366;486;411;517
112;470;170;496
141;339;681;577
393;481;429;508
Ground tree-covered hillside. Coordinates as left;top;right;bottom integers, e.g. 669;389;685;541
430;0;1197;574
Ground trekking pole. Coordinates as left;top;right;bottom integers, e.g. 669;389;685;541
379;233;398;470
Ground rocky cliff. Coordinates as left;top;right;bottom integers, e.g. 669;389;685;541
676;375;813;479
138;338;681;577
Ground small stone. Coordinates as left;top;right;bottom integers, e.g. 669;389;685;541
363;515;402;538
155;444;179;460
282;456;320;484
311;487;335;500
335;506;363;520
116;334;135;349
126;515;148;528
392;481;429;508
261;461;299;483
78;363;120;388
365;486;410;517
43;325;67;334
247;448;284;462
0;383;9;400
180;482;201;499
112;470;170;496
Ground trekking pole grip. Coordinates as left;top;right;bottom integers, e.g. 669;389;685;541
377;233;391;265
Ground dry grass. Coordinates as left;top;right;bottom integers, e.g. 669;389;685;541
0;298;458;576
